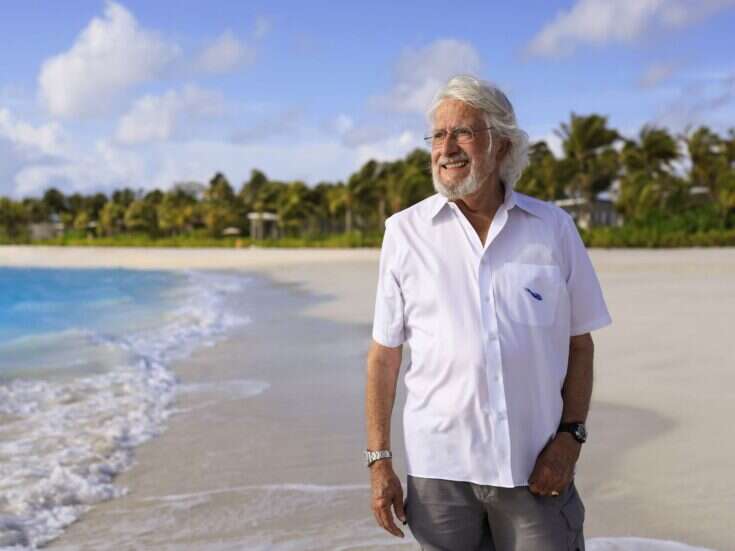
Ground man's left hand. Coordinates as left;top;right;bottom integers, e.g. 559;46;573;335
528;432;581;496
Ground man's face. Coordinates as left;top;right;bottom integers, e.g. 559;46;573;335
430;99;497;200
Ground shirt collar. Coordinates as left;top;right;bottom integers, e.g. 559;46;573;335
426;183;542;222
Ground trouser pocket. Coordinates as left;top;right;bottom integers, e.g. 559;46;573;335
560;484;585;551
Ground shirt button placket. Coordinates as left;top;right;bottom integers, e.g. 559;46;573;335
484;266;513;484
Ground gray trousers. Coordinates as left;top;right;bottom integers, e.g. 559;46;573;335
405;475;586;551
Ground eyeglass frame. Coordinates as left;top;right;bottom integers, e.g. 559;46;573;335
424;125;492;148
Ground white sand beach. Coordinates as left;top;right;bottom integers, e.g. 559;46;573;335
1;245;733;550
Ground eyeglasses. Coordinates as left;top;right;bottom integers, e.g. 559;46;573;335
424;126;491;148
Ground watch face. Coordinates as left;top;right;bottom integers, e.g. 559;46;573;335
574;425;587;442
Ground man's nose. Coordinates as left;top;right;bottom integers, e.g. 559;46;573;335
440;133;460;156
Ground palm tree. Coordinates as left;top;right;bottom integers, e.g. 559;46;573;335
202;173;241;236
0;198;29;240
348;159;383;232
617;126;685;221
719;129;735;218
557;113;620;226
326;183;354;234
98;202;126;236
157;188;197;235
399;149;433;208
516;141;565;200
124;200;159;236
41;187;68;217
277;181;319;237
684;126;723;193
622;126;679;175
310;182;334;234
239;169;269;212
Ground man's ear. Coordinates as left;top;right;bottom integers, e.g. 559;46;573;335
496;138;511;163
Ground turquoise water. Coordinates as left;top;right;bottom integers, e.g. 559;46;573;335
0;267;250;549
0;268;182;350
0;268;188;384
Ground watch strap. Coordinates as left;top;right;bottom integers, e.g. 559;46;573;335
364;449;392;467
557;422;587;443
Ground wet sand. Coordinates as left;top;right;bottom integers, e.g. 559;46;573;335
1;246;732;550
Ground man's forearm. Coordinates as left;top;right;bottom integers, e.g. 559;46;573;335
560;333;594;424
365;342;402;450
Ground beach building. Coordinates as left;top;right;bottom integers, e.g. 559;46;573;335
554;190;622;229
247;212;279;240
688;185;712;206
29;213;66;240
29;222;64;240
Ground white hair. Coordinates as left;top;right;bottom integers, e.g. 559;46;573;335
428;74;529;190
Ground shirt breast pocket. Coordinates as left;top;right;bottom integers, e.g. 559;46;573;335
496;263;563;328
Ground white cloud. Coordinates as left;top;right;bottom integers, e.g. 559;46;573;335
0;108;67;197
146;139;355;189
639;62;678;88
354;131;419;166
373;39;482;115
151;132;419;188
13;142;145;198
38;1;180;118
6;126;425;199
0;108;63;156
527;0;735;58
193;30;255;74
115;85;225;145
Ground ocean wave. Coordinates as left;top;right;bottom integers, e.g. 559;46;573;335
0;270;253;550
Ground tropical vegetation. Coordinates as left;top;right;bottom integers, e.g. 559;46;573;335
1;115;734;248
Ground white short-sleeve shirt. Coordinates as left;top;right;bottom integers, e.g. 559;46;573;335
372;188;612;487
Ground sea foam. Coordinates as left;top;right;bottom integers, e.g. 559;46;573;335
0;270;252;550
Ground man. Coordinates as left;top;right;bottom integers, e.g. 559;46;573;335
365;75;611;551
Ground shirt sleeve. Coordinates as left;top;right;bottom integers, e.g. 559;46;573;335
371;220;406;348
561;213;612;336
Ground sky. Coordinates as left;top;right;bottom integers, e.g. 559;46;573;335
1;0;734;199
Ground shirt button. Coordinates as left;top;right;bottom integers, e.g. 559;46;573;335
497;411;507;421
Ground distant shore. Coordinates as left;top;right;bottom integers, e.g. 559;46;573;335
3;224;735;249
2;246;733;550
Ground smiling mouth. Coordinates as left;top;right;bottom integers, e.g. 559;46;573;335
441;160;469;169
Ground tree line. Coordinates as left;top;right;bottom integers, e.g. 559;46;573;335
1;114;734;243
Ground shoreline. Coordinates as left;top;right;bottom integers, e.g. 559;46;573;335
46;266;413;550
1;247;733;550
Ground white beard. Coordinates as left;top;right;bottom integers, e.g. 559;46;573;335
432;151;495;200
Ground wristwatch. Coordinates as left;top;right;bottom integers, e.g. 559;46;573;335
364;449;392;467
557;422;587;444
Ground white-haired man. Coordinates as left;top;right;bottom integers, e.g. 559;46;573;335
365;75;611;550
